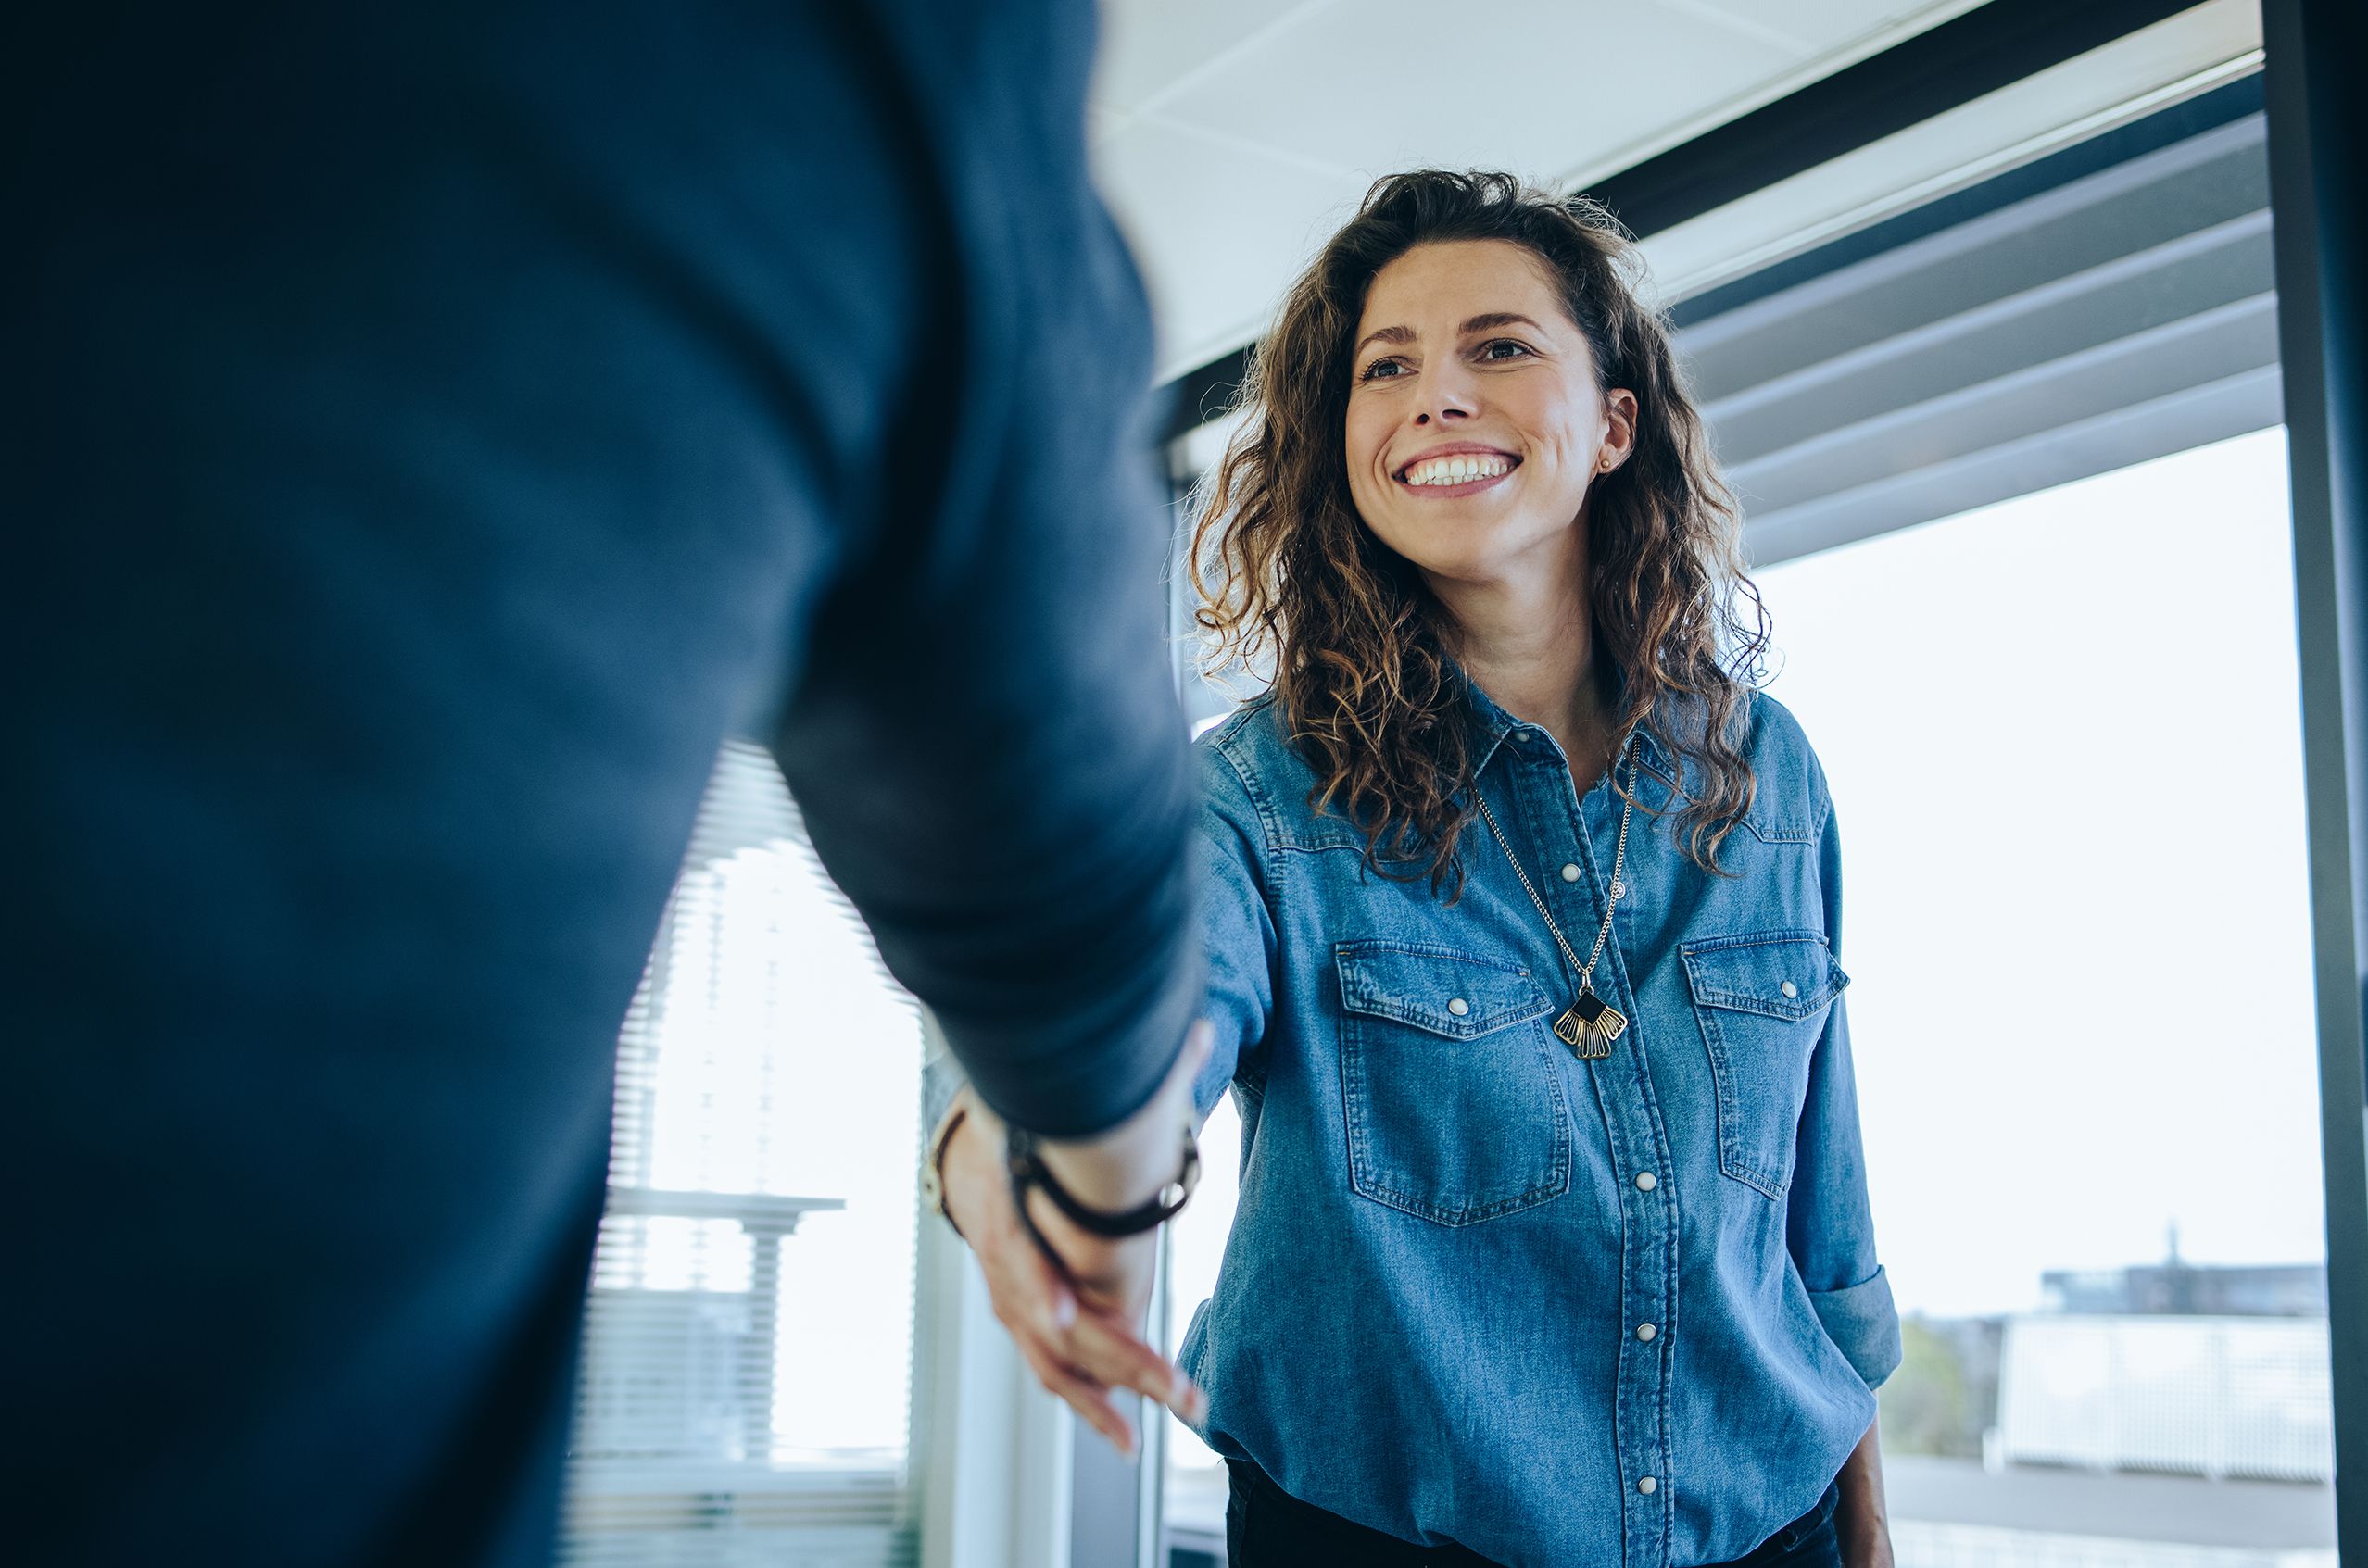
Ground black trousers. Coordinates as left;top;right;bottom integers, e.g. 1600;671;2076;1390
1224;1459;1845;1568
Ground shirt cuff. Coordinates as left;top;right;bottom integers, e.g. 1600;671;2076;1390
1809;1264;1903;1391
922;1046;970;1135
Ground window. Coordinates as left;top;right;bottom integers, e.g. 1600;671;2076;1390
1757;429;2336;1564
561;741;925;1568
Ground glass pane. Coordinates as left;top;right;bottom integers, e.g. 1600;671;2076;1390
1162;1095;1241;1565
1756;429;2337;1566
562;742;924;1567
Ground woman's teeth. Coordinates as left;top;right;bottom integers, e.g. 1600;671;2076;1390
1402;454;1513;486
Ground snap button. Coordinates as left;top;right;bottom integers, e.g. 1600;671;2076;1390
1781;979;1799;999
1561;863;1581;882
1447;997;1470;1016
1636;1323;1657;1341
1638;1476;1657;1495
1611;879;1627;901
1634;1171;1656;1191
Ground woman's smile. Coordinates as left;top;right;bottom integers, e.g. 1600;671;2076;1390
1393;442;1522;496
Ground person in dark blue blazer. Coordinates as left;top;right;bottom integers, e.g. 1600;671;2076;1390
2;3;1202;1561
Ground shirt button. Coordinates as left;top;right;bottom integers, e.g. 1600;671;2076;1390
1561;863;1581;882
1781;980;1799;998
1636;1323;1657;1341
1638;1476;1657;1495
1447;997;1470;1016
1634;1171;1656;1191
1611;879;1627;901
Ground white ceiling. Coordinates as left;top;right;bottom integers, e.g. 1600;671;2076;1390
1090;0;1997;381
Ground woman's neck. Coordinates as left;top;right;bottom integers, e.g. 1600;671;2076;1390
1429;547;1615;781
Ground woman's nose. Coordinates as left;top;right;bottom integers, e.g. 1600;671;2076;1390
1410;364;1478;425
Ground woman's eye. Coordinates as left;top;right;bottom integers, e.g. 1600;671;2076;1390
1480;339;1532;361
1358;358;1405;382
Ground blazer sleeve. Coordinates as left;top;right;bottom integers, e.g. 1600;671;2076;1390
775;0;1198;1142
922;730;1280;1139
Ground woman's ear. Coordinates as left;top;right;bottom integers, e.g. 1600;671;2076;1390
1599;388;1640;473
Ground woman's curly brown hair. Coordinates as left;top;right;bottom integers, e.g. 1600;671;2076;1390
1190;169;1770;899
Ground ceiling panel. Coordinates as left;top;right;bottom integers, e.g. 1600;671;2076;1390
1094;117;1375;378
1094;0;1335;115
1086;0;2008;380
1668;0;1967;52
1142;0;1799;180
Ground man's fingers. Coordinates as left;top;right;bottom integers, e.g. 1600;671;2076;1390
1012;1331;1137;1456
981;1221;1078;1342
986;1236;1193;1424
976;1162;1202;1419
1063;1307;1202;1418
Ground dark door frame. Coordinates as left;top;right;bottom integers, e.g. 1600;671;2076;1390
2262;2;2368;1562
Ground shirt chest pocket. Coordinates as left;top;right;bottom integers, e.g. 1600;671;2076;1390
1334;941;1571;1226
1681;931;1848;1200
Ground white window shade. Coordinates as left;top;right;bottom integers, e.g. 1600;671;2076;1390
1672;85;2277;567
561;740;925;1568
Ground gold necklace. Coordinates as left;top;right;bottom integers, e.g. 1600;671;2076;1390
1471;741;1636;1060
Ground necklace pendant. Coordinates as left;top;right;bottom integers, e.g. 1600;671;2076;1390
1555;988;1627;1060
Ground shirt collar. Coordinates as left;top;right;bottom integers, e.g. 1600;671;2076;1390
1452;658;1694;805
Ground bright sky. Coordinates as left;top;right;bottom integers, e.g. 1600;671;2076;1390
1753;427;2326;1318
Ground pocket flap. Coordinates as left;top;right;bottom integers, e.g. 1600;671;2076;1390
1681;931;1846;1021
1335;943;1552;1039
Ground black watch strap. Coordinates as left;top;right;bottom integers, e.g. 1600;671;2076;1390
1005;1122;1200;1271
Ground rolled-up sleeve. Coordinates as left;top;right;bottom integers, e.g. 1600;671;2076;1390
1785;791;1903;1391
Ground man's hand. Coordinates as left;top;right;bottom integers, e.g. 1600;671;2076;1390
938;1022;1215;1456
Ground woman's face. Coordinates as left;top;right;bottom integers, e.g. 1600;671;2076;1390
1342;238;1635;589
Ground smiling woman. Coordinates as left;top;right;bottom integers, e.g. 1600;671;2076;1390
1159;170;1900;1567
1194;173;1769;898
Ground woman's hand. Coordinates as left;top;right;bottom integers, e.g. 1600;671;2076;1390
938;1025;1214;1456
1841;1521;1895;1568
1835;1414;1894;1568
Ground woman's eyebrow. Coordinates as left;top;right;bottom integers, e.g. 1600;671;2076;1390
1353;312;1545;359
1460;311;1543;335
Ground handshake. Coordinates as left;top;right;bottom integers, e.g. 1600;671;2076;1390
926;1021;1216;1457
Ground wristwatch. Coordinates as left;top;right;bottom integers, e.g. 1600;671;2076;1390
1003;1119;1201;1283
919;1090;1203;1260
920;1096;971;1242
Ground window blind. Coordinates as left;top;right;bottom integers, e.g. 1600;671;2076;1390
560;740;925;1568
1672;82;2276;569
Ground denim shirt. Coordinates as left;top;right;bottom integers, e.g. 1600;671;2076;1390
1189;671;1901;1568
924;677;1898;1566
